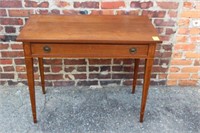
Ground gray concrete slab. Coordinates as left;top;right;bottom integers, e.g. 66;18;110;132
0;85;200;133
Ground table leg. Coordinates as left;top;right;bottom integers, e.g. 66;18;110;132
25;57;37;123
132;59;140;94
38;58;45;94
140;58;154;122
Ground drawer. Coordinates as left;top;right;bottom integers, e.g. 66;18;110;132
31;43;149;58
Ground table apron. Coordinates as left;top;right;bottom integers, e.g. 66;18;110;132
30;43;149;58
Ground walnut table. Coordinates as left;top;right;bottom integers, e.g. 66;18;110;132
17;15;162;123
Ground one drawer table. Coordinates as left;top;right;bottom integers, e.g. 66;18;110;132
17;15;162;123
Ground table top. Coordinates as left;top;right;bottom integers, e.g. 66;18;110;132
17;15;161;44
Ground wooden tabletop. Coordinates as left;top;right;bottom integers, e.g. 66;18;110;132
17;15;161;44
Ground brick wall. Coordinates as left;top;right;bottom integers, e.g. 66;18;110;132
0;0;199;86
167;1;200;86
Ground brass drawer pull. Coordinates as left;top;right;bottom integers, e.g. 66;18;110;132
43;46;51;53
129;48;137;53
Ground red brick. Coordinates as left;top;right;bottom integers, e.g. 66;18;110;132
169;67;180;72
63;10;78;15
1;51;24;57
8;10;33;17
56;1;70;8
77;67;86;72
194;60;200;66
18;74;27;79
152;67;168;73
14;59;25;65
123;59;134;64
178;28;189;34
181;11;200;18
181;67;199;73
0;1;22;8
142;10;166;18
51;66;62;73
167;80;177;86
184;2;193;8
159;74;167;79
157;2;179;9
0;44;9;49
112;66;123;71
176;36;187;43
90;10;101;15
25;0;37;7
44;59;62;65
64;67;75;72
112;74;133;79
191;36;200;43
11;44;23;49
168;11;178;18
77;80;98;86
190;28;200;35
0;9;7;16
64;59;86;65
74;2;99;8
25;0;49;8
89;73;111;79
38;10;49;15
51;9;60;15
5;26;16;33
178;19;190;27
140;1;153;9
53;81;75;86
168;74;190;79
73;74;87;79
179;80;197;86
0;18;23;25
154;19;176;26
130;1;140;8
0;73;14;79
177;44;196;51
101;10;114;15
159;35;170;41
3;66;14;72
16;66;26;72
89;66;99;72
156;28;164;34
166;28;175;35
171;60;193;65
100;80;120;86
185;52;200;58
89;59;111;65
130;1;153;9
0;59;12;64
38;2;49;8
102;1;125;9
172;52;182;58
191;74;199;79
45;74;63;80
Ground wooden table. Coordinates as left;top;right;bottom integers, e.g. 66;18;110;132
17;15;161;123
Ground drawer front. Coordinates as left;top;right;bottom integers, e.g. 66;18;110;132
31;44;149;58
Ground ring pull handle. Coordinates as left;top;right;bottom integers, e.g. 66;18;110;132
129;48;137;54
43;46;51;53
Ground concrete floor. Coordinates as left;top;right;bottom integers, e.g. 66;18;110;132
0;85;200;133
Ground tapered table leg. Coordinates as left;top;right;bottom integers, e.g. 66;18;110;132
38;58;45;94
25;57;37;123
132;59;140;94
140;58;154;122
